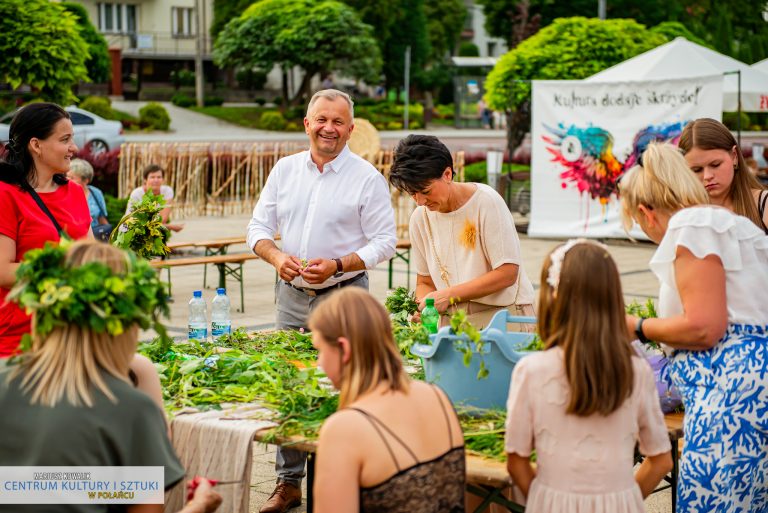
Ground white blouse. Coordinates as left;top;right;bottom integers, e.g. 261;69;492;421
649;206;768;325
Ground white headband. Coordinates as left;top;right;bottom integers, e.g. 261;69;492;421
546;238;609;291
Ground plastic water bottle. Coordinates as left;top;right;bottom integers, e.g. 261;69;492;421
211;288;232;342
188;290;208;342
421;298;439;334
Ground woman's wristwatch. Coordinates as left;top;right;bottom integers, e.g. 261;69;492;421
635;317;650;344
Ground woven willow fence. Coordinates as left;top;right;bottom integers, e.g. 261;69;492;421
118;142;465;239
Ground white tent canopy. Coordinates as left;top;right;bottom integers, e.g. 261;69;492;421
587;37;768;112
753;57;768;75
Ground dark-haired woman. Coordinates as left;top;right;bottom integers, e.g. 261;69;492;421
0;102;91;356
389;135;534;329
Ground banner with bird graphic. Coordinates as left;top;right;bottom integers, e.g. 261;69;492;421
529;75;723;239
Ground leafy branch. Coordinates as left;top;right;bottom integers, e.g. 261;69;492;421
110;192;170;260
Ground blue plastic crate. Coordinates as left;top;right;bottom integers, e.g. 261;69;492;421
410;310;537;410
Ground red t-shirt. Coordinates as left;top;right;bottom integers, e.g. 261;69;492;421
0;180;91;356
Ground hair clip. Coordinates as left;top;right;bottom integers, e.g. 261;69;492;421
546;238;609;291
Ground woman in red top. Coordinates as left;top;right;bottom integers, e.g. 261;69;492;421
0;103;91;356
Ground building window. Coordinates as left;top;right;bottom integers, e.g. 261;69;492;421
172;7;195;37
98;3;136;34
487;42;497;57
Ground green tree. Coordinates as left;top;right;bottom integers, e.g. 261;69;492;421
649;21;712;48
381;0;431;90
61;2;111;83
214;0;381;105
424;0;465;60
211;0;252;39
484;17;667;157
0;0;89;104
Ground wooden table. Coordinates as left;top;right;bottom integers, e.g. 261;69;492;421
167;237;248;289
151;253;258;311
251;412;684;513
387;239;412;289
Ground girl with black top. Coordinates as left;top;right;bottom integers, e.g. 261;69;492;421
311;287;465;513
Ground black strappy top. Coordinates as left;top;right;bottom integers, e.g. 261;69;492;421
351;386;465;513
759;190;768;234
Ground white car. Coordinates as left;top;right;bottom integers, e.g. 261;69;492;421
0;105;125;154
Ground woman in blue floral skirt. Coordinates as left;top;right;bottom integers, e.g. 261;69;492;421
620;143;768;512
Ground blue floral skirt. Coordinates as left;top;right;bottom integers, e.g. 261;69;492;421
669;324;768;513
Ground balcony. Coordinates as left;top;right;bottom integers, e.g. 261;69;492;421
104;31;213;60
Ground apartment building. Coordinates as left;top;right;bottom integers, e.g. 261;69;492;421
67;0;216;97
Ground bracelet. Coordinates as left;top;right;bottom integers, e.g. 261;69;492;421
635;317;650;344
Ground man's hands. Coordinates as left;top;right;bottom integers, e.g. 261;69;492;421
274;254;336;284
301;258;337;284
275;253;303;282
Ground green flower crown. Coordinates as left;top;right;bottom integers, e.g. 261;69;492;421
8;240;171;350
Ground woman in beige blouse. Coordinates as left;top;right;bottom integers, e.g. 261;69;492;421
389;135;535;329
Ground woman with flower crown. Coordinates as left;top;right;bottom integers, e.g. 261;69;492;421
0;103;92;357
503;239;672;512
0;240;221;513
620;143;768;513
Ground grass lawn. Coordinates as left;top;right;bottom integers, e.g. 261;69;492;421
189;106;266;128
463;161;530;183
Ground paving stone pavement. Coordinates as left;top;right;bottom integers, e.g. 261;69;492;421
151;213;669;513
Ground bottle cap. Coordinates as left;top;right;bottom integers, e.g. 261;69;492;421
217;288;226;295
425;298;434;307
193;290;202;298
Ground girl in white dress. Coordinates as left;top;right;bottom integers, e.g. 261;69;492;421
505;240;673;513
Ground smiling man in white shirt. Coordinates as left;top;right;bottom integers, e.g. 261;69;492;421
246;89;396;513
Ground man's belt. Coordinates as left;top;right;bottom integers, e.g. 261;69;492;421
285;272;366;297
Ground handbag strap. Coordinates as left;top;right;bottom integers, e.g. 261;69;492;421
22;183;64;236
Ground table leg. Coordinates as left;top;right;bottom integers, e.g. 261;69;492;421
306;453;315;512
388;259;394;289
671;437;679;512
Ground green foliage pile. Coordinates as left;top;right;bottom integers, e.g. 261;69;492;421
139;102;171;131
60;2;111;83
258;111;287;131
80;97;114;120
0;0;89;104
111;192;170;260
485;17;667;113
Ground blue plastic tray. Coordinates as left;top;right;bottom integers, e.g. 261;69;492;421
410;310;537;410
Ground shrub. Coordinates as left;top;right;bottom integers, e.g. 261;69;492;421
204;95;225;107
285;122;301;131
258;111;287;130
76;146;120;195
386;121;403;130
139;102;171;130
722;111;752;130
171;93;194;107
104;194;129;226
253;97;267;106
409;120;421;130
463;161;488;183
170;69;195;88
80;96;113;119
285;106;305;120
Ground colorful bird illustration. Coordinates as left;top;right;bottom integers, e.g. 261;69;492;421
542;121;687;204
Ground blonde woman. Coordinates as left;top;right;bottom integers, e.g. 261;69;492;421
311;288;465;512
0;240;221;513
620;143;768;513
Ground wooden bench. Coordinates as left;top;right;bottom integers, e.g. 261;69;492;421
151;253;259;312
167;237;249;289
387;239;412;289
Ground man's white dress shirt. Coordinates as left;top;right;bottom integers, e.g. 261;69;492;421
247;145;396;289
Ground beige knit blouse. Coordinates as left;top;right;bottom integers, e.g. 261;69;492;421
410;183;535;307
